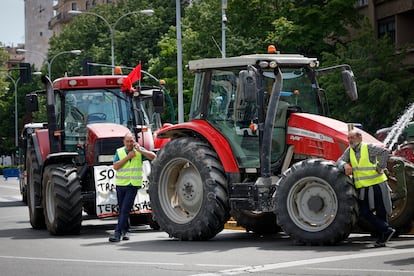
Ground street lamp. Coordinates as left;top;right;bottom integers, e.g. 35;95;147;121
3;75;19;148
68;9;154;75
3;70;42;149
48;50;81;79
16;49;82;80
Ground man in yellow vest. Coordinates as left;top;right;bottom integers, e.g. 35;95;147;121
109;132;156;242
337;129;394;247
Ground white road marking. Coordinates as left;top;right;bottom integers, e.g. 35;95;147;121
0;184;20;191
0;195;21;202
191;248;414;275
0;255;183;266
308;267;414;273
0;255;239;268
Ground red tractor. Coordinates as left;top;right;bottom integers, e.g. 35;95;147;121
149;49;414;244
24;74;165;235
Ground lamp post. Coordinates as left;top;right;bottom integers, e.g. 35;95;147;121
69;9;154;75
16;49;82;80
48;50;81;79
221;0;227;58
4;74;20;148
3;70;42;149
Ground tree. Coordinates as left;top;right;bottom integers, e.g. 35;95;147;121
320;20;414;133
48;0;176;79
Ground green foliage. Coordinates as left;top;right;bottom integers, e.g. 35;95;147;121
320;20;414;133
44;0;413;133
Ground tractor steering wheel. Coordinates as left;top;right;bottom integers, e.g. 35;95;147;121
88;112;107;122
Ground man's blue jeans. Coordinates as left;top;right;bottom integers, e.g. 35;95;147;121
115;185;139;234
359;184;389;235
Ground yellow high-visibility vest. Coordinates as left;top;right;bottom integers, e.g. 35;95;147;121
115;147;143;187
350;143;387;189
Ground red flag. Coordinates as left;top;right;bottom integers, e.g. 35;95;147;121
121;63;141;92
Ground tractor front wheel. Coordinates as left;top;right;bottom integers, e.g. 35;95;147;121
149;137;230;240
275;159;358;245
42;165;82;235
26;147;45;229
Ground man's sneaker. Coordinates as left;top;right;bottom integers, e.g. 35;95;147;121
375;227;396;247
374;240;385;247
121;232;130;241
109;232;121;242
382;227;396;243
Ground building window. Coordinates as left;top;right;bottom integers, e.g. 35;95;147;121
72;2;77;10
92;0;96;7
378;16;395;43
40;32;43;37
86;1;90;10
356;0;368;8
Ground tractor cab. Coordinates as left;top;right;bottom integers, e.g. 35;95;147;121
188;52;356;172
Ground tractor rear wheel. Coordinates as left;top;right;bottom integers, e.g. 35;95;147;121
230;210;280;234
275;159;358;245
388;159;414;234
149;137;230;240
42;164;82;235
26;147;45;229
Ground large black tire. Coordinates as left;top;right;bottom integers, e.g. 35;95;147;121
42;165;82;235
230;210;280;235
26;147;45;229
388;158;414;234
19;175;27;204
275;159;358;245
149;137;230;240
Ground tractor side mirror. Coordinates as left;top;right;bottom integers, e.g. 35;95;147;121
342;70;358;101
25;93;39;112
152;89;164;113
238;70;256;103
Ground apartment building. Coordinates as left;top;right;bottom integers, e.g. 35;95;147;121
357;0;414;67
49;0;118;34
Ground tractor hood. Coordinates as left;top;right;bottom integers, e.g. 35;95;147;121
87;123;130;140
286;113;382;161
87;123;154;151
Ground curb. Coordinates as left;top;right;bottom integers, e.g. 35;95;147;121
224;218;245;231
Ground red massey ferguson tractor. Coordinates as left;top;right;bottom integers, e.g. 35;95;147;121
24;74;166;235
149;50;414;244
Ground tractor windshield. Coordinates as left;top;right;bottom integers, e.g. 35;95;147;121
192;66;321;168
61;89;133;151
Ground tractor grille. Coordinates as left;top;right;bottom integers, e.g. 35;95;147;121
94;137;124;165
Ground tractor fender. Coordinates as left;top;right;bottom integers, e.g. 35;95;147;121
156;120;239;173
43;152;79;168
31;128;51;166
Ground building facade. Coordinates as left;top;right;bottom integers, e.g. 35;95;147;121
49;0;118;34
357;0;414;67
24;0;54;70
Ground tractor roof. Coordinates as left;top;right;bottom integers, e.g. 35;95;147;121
188;54;318;71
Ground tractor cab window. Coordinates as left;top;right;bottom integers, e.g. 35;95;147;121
62;89;131;151
263;68;320;115
208;70;237;121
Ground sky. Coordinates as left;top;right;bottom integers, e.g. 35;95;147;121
0;0;25;46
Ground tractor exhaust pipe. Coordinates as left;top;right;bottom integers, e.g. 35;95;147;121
254;66;282;211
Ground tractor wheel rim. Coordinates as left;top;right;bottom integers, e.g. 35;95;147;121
159;158;203;224
287;176;338;232
45;179;55;223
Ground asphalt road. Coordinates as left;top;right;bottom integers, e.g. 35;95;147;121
1;177;414;276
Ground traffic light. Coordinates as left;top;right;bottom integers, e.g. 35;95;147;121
19;63;32;83
82;58;94;76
